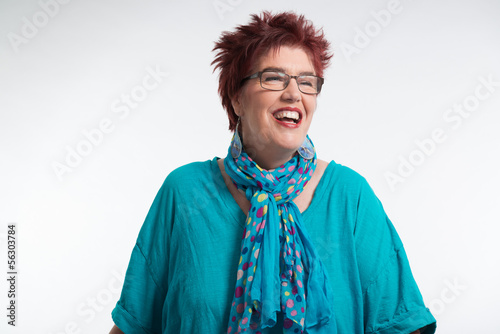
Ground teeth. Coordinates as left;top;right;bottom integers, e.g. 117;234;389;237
273;111;300;120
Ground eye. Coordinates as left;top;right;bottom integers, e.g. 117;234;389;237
262;72;286;83
298;77;315;87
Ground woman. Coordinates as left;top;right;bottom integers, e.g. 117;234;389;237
110;11;436;334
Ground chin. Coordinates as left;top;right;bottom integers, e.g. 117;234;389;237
280;134;305;147
276;140;303;153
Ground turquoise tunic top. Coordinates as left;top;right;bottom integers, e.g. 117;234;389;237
111;157;436;334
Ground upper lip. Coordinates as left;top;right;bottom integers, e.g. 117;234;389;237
272;107;303;120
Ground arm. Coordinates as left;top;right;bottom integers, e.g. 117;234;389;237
353;177;436;334
109;324;124;334
110;177;173;333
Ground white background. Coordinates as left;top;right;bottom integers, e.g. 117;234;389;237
1;0;499;333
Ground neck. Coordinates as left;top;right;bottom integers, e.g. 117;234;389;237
246;146;297;170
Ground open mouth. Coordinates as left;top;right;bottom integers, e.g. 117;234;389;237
272;110;301;124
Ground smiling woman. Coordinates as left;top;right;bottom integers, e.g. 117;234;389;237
109;11;436;334
230;45;318;170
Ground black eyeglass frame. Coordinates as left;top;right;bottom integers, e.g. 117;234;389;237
241;70;324;95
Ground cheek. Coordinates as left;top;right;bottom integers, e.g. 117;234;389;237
246;96;275;119
305;98;317;115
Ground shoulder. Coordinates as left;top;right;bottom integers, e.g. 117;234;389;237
321;159;372;195
161;159;214;192
318;159;387;221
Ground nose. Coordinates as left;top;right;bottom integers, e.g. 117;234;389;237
280;77;301;102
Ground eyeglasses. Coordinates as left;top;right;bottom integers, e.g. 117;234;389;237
241;70;324;95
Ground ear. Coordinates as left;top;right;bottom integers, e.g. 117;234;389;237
230;92;242;117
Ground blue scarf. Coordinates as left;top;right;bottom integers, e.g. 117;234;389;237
224;134;336;333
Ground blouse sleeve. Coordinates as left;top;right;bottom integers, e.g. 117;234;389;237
353;178;437;334
111;176;175;334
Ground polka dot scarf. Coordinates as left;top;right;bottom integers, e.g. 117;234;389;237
224;135;335;333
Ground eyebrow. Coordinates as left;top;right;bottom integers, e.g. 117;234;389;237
261;67;316;76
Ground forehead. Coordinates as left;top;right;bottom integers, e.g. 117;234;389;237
253;46;316;75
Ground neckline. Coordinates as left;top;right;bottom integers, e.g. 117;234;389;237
210;156;335;227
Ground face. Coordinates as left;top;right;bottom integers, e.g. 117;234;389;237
231;45;318;164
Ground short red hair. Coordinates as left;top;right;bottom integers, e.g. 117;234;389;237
212;11;333;131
